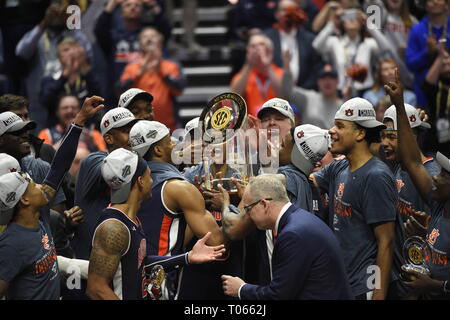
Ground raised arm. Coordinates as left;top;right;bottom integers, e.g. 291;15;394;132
165;180;228;246
385;70;433;201
87;220;129;300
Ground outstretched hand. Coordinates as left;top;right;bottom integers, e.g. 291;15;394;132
384;68;404;107
74;96;105;127
187;232;226;264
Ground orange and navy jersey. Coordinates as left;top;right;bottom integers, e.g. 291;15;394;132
92;207;147;300
138;180;187;257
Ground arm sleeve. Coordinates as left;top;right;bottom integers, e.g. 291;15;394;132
15;25;43;60
44;124;83;191
312;21;335;55
282;71;308;109
240;231;312;300
362;170;398;225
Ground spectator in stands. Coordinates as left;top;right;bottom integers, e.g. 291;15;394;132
15;2;93;132
40;38;102;126
119;27;185;131
363;58;416;107
421;42;450;155
230;33;283;116
227;0;279;76
312;8;391;94
264;0;323;89
363;0;417;88
95;0;171;105
311;0;358;33
0;0;50;96
406;0;450;107
38;94;106;152
282;55;343;130
0;94;55;163
293;0;320;32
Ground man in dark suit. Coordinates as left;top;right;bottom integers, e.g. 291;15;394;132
264;0;323;90
221;175;353;300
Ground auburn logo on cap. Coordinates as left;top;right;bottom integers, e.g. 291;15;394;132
297;130;305;139
409;115;416;123
345;109;354;117
104;120;110;128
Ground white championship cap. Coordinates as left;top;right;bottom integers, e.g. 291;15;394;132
0;172;30;224
257;98;295;123
0;172;30;210
0;111;36;136
335;98;386;129
118;88;153;109
100;107;139;136
0;153;21;176
101;148;148;204
291;124;330;176
383;104;431;130
129;121;170;158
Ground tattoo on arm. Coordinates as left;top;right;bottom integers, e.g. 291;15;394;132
89;221;129;279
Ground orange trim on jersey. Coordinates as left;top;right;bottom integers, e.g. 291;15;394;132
158;215;173;256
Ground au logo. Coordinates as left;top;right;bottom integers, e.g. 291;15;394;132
122;165;132;178
103;120;110;128
297;130;305;139
408;245;423;265
345;109;354;117
211;107;231;130
409;115;416;123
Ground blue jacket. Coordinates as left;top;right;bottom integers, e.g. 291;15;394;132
406;15;450;107
240;205;353;300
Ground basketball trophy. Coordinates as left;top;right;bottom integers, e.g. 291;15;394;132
199;92;254;202
401;236;431;281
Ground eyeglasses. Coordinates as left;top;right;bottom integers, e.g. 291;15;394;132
243;198;273;214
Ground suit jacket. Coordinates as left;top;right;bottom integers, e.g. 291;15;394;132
240;205;353;300
264;28;323;90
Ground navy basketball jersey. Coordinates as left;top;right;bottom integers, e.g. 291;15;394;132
139;180;187;257
92;207;147;300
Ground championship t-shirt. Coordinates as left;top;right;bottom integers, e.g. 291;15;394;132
314;157;398;296
0;220;60;300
